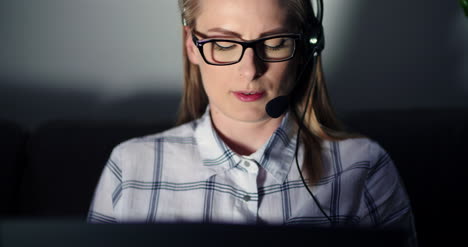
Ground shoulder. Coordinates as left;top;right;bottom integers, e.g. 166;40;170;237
110;121;198;162
332;139;414;235
322;137;392;172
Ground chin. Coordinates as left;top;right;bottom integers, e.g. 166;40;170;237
210;100;272;123
229;106;270;123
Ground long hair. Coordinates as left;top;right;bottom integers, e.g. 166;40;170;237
177;0;358;185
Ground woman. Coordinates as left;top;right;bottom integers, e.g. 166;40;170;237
88;0;416;244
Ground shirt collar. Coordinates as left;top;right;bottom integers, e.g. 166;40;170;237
194;106;297;183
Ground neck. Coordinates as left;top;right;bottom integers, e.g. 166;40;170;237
210;108;283;156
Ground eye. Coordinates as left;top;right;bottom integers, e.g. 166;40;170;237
213;41;236;51
264;38;292;50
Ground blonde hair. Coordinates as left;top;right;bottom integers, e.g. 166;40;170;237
177;0;358;185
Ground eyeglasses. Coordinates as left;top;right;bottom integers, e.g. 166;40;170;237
191;31;302;66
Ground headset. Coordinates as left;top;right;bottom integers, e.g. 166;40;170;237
295;0;333;225
265;0;333;224
265;0;324;117
297;0;333;224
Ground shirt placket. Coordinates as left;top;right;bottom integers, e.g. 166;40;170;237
232;158;260;224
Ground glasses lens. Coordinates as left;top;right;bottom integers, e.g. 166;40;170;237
258;37;295;61
203;41;242;64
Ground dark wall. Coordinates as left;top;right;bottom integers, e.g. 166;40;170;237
326;0;467;114
1;0;466;130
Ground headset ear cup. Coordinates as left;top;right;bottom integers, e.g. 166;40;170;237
303;24;323;57
307;22;324;54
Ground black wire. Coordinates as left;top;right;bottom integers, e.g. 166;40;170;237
290;0;332;224
295;0;330;221
293;50;333;224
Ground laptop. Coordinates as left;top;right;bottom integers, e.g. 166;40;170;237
0;219;409;247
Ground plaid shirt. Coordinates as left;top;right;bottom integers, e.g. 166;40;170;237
88;109;416;242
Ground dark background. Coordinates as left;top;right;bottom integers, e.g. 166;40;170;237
1;0;466;130
1;2;466;246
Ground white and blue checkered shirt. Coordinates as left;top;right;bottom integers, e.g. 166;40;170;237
88;108;416;242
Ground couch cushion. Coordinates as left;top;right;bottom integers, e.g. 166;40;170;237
0;120;28;217
19;120;171;218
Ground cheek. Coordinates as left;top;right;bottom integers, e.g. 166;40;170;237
198;65;230;98
268;62;294;93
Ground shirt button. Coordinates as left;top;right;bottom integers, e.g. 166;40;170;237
243;195;251;202
243;161;250;167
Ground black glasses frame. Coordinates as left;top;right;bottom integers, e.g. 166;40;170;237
191;32;302;66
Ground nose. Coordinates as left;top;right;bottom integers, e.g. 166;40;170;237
238;48;266;80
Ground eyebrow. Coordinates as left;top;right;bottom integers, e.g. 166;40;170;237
205;27;290;39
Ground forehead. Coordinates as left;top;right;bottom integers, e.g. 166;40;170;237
196;0;288;38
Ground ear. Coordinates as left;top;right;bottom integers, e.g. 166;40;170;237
184;26;199;65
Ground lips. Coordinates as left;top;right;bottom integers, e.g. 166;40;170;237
233;91;265;102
